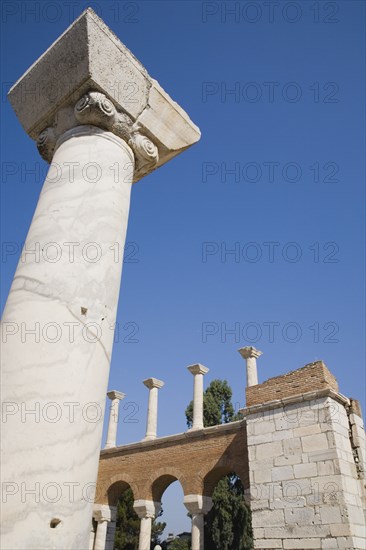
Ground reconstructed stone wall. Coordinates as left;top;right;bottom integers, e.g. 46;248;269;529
246;361;339;407
245;390;366;549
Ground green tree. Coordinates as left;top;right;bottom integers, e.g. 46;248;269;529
168;538;191;550
185;379;252;550
113;488;166;550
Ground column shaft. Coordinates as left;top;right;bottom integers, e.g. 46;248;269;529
191;513;204;550
145;387;158;439
138;517;152;550
1;127;134;549
246;357;258;386
94;520;108;550
192;374;204;429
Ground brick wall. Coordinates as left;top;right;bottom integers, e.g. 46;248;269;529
246;361;339;407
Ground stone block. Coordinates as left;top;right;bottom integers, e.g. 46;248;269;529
301;433;329;453
319;505;343;524
255;469;273;484
318;460;335;476
294;424;322;437
274;455;302;467
254;540;283;549
284;437;302;455
321;539;339;549
272;466;295;482
284;507;315;525
252;509;285;528
256;441;283;460
283;538;321;549
293;462;318;479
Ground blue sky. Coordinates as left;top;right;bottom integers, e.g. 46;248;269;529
1;0;365;538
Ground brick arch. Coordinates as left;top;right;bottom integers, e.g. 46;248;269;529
202;463;246;498
98;472;140;505
149;467;188;502
96;422;248;504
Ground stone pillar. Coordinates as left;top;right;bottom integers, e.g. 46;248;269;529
238;346;262;387
133;500;161;550
143;378;164;440
183;495;212;550
105;391;125;449
93;505;111;550
187;364;209;430
244;362;366;550
1;9;200;550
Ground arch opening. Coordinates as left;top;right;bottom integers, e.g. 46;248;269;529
203;469;253;550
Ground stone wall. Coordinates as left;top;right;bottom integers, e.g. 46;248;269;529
245;392;366;549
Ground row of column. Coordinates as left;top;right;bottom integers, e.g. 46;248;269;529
104;347;262;448
90;495;213;550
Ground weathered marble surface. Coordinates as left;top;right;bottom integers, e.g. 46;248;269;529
1;127;134;549
1;9;200;550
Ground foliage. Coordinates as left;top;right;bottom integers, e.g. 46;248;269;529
113;488;166;550
167;537;191;550
204;475;252;550
185;379;252;550
185;379;243;428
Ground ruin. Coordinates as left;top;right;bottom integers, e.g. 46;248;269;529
95;356;366;550
1;8;365;550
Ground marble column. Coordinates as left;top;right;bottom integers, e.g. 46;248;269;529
1;8;200;550
93;505;111;550
133;500;161;550
143;378;164;440
183;495;213;550
187;364;209;430
104;390;125;449
238;346;263;387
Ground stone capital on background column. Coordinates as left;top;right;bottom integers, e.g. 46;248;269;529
133;500;162;519
187;364;209;376
107;390;126;401
8;8;200;180
143;378;165;390
93;504;112;523
238;347;263;360
183;494;213;515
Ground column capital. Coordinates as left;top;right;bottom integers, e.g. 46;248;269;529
238;346;263;360
93;504;112;523
143;378;165;390
187;364;209;376
107;390;125;401
133;499;161;519
183;494;213;515
8;8;200;181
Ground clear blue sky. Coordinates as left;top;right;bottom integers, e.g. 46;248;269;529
1;0;365;538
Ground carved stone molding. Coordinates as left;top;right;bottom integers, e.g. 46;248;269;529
37;90;159;178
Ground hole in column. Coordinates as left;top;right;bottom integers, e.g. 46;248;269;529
81;307;87;316
50;518;61;528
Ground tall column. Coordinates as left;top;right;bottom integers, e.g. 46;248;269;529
1;8;200;550
183;495;213;550
143;378;164;440
238;346;263;387
133;500;161;550
187;364;209;430
93;505;111;550
104;390;125;449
